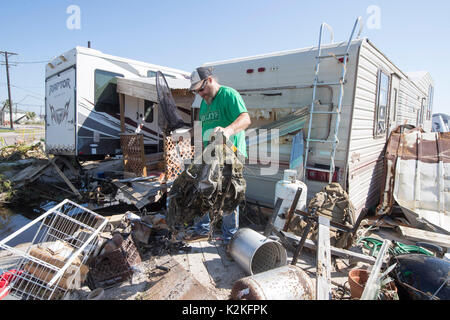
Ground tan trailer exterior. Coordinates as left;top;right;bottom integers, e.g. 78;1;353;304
193;38;434;219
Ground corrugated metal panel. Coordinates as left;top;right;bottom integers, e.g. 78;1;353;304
378;128;449;230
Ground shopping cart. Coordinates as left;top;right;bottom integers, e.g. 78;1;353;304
0;199;108;300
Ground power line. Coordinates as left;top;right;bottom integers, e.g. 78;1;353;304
0;59;50;65
10;84;44;97
9;60;50;64
0;82;44;98
0;51;18;129
0;82;43;90
16;103;44;107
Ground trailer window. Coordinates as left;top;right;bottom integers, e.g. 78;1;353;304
144;100;154;123
374;70;389;136
427;85;434;120
94;69;124;113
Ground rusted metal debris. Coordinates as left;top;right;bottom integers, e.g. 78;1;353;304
377;125;450;231
230;265;315;300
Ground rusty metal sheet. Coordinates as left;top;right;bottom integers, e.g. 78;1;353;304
377;126;450;231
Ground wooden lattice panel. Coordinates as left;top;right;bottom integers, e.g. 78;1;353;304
120;134;147;177
164;135;195;182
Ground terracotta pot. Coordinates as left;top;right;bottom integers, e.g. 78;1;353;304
348;268;369;299
348;268;399;300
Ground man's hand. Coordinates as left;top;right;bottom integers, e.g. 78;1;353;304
213;126;233;139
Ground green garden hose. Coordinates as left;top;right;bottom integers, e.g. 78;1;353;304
357;237;434;257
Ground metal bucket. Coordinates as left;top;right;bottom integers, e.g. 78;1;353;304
230;264;315;300
229;228;287;275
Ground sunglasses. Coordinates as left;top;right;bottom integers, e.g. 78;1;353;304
194;78;208;94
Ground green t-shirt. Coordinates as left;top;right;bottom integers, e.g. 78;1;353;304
199;86;248;158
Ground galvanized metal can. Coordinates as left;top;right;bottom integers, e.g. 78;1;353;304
229;228;287;275
230;264;315;300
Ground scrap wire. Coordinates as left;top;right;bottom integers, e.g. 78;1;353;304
429;276;449;300
357;237;434;257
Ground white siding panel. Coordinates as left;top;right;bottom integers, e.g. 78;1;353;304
348;41;390;216
348;40;433;216
348;159;384;214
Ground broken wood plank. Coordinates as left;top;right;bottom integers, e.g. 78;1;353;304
171;251;190;272
398;226;450;249
283;231;377;265
57;156;81;177
11;161;52;187
186;241;214;288
49;182;79;196
198;241;229;287
316;215;331;300
142;256;216;300
49;157;82;200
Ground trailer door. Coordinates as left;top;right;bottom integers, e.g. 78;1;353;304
45;67;76;155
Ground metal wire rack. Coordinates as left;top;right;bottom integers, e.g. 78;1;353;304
0;199;108;300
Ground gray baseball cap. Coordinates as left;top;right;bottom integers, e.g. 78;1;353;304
190;67;213;91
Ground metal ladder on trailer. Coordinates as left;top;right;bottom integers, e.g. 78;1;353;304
303;17;363;183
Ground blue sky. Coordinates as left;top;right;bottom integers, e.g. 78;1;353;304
0;0;449;115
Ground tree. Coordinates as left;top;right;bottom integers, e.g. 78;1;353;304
1;100;9;111
26;111;36;120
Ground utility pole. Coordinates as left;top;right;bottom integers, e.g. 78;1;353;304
0;51;18;129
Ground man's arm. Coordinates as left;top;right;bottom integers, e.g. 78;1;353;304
214;112;251;138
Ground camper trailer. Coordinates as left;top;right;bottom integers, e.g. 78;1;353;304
432;113;449;132
193;20;434;219
45;46;191;159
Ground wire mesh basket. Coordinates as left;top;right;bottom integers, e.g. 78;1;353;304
0;199;108;300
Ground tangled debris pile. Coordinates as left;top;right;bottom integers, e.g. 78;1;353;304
167;136;246;232
0;141;46;162
0;136;448;301
287;183;356;249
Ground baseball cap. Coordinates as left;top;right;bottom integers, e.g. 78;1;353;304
190;67;213;91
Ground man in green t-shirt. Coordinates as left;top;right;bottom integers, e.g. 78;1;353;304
187;66;251;252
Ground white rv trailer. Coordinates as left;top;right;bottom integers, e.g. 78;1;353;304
193;33;434;218
45;46;190;159
432;113;449;132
